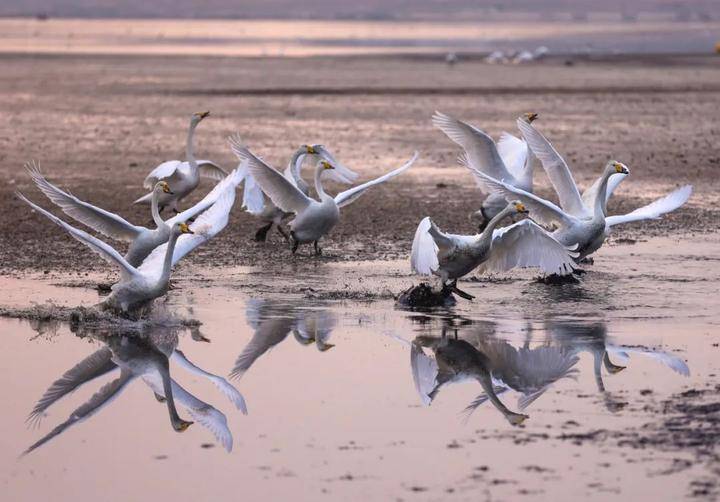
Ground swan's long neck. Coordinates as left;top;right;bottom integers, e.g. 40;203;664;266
478;205;514;248
186;119;199;169
593;168;614;220
289;150;310;194
314;165;329;200
151;190;165;227
160;232;180;283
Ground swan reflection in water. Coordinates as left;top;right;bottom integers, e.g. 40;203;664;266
403;318;689;424
231;299;337;380
25;323;246;454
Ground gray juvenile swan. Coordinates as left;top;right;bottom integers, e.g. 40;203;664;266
411;201;577;299
134;111;227;212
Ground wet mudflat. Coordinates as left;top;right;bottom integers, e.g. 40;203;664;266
1;233;719;501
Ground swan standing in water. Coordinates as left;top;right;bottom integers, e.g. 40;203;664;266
231;140;418;255
27;162;244;267
24;327;246;454
240;142;357;242
432;111;538;230
17;168;243;316
411;201;577;299
134;111;227;212
514;119;692;258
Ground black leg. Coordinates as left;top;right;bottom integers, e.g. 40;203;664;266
277;225;290;242
254;222;273;242
291;231;299;254
314;241;322;256
449;280;475;301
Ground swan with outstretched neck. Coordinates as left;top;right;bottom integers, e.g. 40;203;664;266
27;161;241;267
411;201;578;299
134;111;227;213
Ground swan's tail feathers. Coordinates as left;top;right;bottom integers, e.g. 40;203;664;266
410;217;439;276
133;192;153;205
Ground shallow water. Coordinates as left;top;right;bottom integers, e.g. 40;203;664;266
1;235;719;501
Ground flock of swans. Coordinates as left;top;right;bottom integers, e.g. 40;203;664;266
18;109;691;314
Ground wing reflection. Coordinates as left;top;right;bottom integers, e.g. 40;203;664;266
231;299;337;380
401;316;689;423
25;324;246;455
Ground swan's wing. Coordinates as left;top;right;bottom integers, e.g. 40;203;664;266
582;172;627;210
334;152;418;208
27;347;117;425
461;162;576;228
410;217;440;276
17;193;139;280
496;132;529;181
198;160;227;181
229;139;311;213
23;370;133;455
516;120;590;218
460;387;510;420
230;317;295;380
410;343;439;406
478;220;578;276
242;172;267;214
27;163;143;242
314;145;359;184
606;345;690;377
605;185;692;229
171;350;247;414
167;166;245;226
143;160;182;189
432;112;518;185
142;375;233;452
138;177;238;272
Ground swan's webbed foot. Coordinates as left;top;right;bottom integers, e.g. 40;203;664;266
572;268;587;276
314;241;322;256
172;419;194;432
505;412;529;426
447;279;475;301
277;225;290;242
254;222;273;242
578;256;594;265
96;282;114;295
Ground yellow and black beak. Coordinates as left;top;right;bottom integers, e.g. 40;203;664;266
179;222;194;234
613;162;629;175
321;160;335;170
161;182;174;195
514;202;529;214
306;145;317;154
525;112;539;123
195;111;210;120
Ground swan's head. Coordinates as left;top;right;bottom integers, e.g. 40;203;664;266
191;111;210;124
155;181;173;194
175;222;194;235
173;419;194;432
511;201;529;214
523;112;539;123
320;160;335;170
609;161;629;175
303;144;318;155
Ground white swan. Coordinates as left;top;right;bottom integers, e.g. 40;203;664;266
230;139;418;255
27;161;243;267
240;143;357;242
17;168;242;315
134;111;227;212
432;111;538;229
411;201;577;299
515;120;692;257
467;159;629;260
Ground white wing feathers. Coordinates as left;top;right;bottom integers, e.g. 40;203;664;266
334;151;418;208
479;220;577;276
496;132;529;181
410;216;440;275
198;161;228;181
143;160;182;189
17;193;139;280
605;185;692;229
432;111;518;185
462;161;575;228
229;140;311;214
516;120;590;218
27;163;143;242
